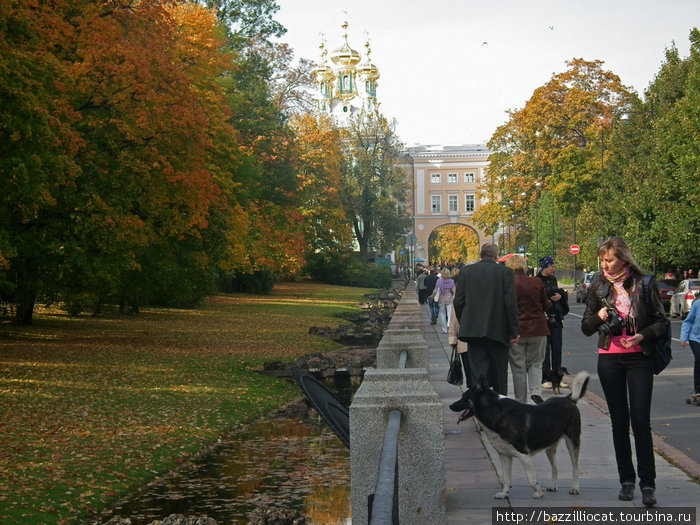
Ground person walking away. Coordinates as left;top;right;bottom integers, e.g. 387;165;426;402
448;303;471;388
537;256;569;388
433;268;455;333
416;268;428;304
506;255;550;404
680;291;700;400
581;236;667;507
424;268;439;325
453;243;519;395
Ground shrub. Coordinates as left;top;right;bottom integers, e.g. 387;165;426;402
304;251;391;288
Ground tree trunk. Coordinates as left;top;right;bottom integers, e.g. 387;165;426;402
14;285;36;325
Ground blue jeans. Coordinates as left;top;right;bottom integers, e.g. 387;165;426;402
597;352;655;489
427;299;439;323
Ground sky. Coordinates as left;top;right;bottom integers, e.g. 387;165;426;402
272;0;699;146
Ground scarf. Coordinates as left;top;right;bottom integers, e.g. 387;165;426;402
603;266;632;316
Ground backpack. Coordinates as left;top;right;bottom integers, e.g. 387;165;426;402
641;275;672;375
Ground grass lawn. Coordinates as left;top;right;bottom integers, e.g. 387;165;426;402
0;281;374;524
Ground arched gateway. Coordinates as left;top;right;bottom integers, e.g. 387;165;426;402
400;144;498;265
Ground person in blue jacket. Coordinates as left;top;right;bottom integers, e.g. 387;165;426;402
680;292;700;398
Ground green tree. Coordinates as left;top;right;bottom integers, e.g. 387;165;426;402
608;29;700;271
339;111;411;259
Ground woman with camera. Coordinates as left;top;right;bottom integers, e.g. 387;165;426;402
581;236;668;507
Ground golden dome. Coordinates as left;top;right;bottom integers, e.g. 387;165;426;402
330;21;361;67
312;41;335;81
357;39;380;80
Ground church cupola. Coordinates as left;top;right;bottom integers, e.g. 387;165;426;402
313;17;380;125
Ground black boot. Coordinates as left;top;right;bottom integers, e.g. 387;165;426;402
618;482;635;501
642;487;656;507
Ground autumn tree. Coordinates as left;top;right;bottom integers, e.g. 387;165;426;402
339;111;411;259
429;225;480;264
475;59;633;267
1;1;247;321
291;113;352;253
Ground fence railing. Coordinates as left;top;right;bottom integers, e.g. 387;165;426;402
350;285;446;524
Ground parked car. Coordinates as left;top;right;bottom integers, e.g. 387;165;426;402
575;272;596;303
669;279;700;319
656;279;680;314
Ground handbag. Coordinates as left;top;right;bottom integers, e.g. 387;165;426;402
641;275;672;375
447;347;463;385
433;286;441;302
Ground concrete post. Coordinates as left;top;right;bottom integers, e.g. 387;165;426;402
350;368;446;524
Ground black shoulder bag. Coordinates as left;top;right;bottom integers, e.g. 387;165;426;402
641;275;672;375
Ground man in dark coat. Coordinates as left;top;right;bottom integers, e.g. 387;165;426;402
453;243;519;395
424;267;439;324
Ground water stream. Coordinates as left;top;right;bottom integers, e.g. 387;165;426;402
98;375;358;524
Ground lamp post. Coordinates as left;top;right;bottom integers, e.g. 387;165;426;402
509;199;515;253
551;195;555;259
520;191;527;254
534;182;542;263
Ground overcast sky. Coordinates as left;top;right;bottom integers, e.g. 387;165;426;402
273;0;699;146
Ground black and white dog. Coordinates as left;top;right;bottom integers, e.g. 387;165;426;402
450;371;590;499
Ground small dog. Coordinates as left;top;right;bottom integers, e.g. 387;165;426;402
544;366;570;394
450;371;590;499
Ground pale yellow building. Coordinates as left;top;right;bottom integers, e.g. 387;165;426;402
400;144;496;264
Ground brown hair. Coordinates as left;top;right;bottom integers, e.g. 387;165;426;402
597;236;644;275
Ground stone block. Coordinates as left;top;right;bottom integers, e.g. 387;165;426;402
350;368;446;525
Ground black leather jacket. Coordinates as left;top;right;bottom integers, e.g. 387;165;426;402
581;271;667;352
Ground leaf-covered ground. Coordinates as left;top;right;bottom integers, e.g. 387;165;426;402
0;282;372;524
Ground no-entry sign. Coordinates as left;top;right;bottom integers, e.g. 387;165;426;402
570;244;580;254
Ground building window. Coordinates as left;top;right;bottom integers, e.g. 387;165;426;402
465;194;475;212
431;173;441;184
447;173;458;184
464;172;475;183
431;195;441;213
448;195;458;212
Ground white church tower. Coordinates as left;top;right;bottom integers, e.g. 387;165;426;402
312;20;380;126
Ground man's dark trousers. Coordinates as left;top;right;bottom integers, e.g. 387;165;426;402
467;337;509;395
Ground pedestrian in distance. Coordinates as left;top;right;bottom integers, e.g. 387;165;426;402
416;268;428;304
506;254;550;404
581;236;668;507
432;267;455;334
680;291;700;401
453;243;519;396
424;267;439;325
537;256;569;389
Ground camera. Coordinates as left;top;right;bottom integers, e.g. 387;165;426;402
598;308;624;336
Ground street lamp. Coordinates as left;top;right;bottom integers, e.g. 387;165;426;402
520;192;527;254
534;182;542;263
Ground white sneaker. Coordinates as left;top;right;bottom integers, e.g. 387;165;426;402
542;381;552;389
560;382;570;388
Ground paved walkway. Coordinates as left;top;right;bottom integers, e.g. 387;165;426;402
417;301;700;523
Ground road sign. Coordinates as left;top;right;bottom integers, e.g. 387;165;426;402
570;244;580;255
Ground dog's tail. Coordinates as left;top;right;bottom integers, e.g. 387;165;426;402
570;371;590;402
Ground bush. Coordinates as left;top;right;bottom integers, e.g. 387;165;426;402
304;251;391;288
217;269;276;294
